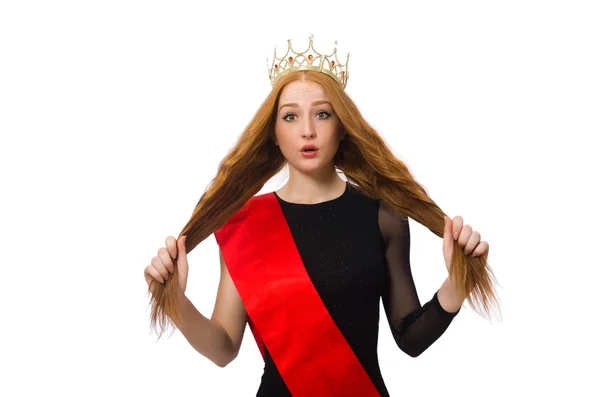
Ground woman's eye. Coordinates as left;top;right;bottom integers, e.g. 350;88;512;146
317;111;331;119
283;113;297;121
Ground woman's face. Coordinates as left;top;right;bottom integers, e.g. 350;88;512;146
274;79;345;175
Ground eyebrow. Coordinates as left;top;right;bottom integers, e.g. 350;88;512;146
279;100;332;112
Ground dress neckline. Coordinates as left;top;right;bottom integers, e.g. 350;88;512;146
273;181;349;207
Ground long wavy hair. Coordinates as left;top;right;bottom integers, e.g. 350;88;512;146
147;70;499;337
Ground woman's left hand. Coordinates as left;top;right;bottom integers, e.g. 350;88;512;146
443;215;489;272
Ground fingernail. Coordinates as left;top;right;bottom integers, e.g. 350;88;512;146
453;232;458;240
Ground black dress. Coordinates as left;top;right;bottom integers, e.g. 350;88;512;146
252;181;460;396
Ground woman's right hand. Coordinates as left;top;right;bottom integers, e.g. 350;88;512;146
144;235;188;295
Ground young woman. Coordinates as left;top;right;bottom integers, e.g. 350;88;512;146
144;36;498;396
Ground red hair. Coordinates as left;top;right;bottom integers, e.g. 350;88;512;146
147;71;499;337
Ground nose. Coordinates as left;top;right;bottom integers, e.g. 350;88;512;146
302;117;316;139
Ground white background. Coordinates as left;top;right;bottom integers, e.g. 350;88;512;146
1;1;599;396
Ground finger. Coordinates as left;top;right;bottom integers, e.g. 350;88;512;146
471;241;489;257
443;215;454;253
145;264;165;285
463;231;480;255
177;236;188;270
457;224;472;248
158;247;175;274
452;216;463;241
165;236;177;259
151;255;170;281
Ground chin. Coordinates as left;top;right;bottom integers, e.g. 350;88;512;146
288;159;334;175
289;162;318;172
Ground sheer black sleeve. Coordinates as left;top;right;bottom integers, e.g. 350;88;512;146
378;200;459;357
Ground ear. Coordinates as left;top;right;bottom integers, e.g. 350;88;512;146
338;123;347;140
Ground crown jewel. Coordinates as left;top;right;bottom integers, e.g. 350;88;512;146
267;35;350;89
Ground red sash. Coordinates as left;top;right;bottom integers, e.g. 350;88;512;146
214;193;380;396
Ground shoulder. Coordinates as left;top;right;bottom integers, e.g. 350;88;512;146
377;200;410;245
234;191;275;212
215;192;274;238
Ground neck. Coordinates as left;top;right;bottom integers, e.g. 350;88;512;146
277;164;346;205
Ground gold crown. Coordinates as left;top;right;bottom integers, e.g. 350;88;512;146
267;35;350;89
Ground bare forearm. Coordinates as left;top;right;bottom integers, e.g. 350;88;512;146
172;294;235;367
437;277;466;313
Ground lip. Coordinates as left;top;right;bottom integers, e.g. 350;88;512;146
300;145;319;158
301;145;319;152
301;150;318;158
301;150;319;158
